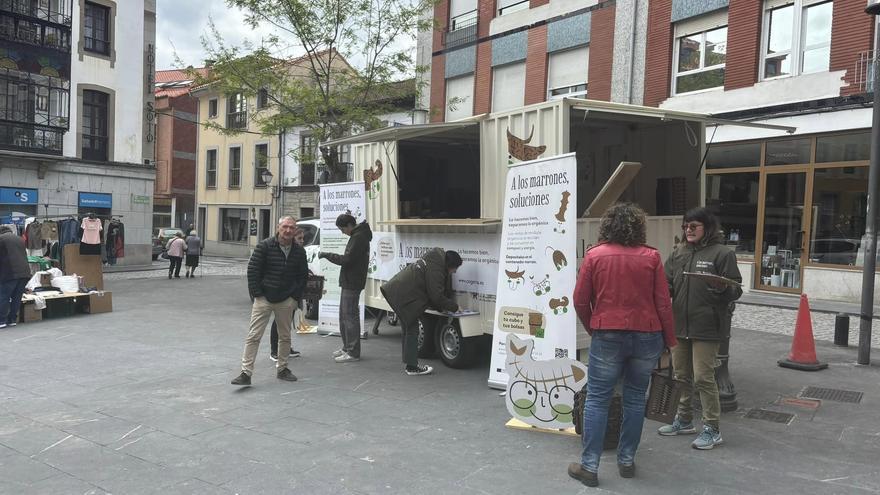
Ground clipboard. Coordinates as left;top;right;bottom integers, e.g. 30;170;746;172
683;272;741;287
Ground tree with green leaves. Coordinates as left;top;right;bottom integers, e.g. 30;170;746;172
191;0;433;183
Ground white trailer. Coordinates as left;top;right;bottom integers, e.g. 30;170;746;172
324;98;793;370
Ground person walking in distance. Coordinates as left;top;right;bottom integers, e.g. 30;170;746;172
0;226;30;329
166;232;186;279
567;203;677;488
232;216;308;385
659;207;742;449
318;213;373;363
380;248;462;375
184;230;202;278
269;226;306;361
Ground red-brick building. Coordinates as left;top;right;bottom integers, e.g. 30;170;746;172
153;68;207;230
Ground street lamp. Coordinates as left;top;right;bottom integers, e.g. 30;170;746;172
260;169;280;199
859;0;880;365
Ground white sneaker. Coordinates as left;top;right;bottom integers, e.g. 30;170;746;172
0;323;6;329
405;364;433;376
334;353;360;363
8;322;16;327
332;348;345;358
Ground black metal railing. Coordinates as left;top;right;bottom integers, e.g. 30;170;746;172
0;13;72;52
0;0;73;26
443;14;477;48
81;134;108;161
0;121;63;154
226;111;247;129
0;67;70;129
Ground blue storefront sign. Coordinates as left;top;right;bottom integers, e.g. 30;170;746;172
0;187;38;205
78;192;113;209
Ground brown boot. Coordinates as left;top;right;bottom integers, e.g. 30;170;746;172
568;463;598;487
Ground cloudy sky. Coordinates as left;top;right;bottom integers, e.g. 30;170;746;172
156;0;278;69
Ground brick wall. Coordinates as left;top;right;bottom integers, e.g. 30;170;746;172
588;5;615;102
478;0;495;38
724;0;762;91
525;25;548;105
474;42;493;114
643;0;673;107
830;0;875;96
433;0;448;52
430;54;446;122
530;0;549;7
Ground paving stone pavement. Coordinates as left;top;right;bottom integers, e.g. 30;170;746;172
3;274;877;494
734;303;880;350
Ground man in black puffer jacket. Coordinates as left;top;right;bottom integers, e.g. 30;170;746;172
232;216;308;385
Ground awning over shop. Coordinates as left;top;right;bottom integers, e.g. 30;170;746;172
567;98;797;134
321;121;480;148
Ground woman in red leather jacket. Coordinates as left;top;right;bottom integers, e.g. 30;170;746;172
567;202;677;488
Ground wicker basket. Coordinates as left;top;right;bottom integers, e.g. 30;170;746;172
303;275;325;301
572;390;622;450
645;363;687;425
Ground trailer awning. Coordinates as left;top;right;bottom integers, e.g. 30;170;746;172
322;121;480;148
567;98;797;134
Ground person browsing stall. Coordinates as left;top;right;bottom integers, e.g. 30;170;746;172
0;226;30;329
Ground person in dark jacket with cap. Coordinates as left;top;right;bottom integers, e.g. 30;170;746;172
319;213;373;363
0;225;30;329
659;207;742;450
381;248;462;375
231;216;308;385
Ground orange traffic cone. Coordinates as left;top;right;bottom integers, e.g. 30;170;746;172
778;294;828;371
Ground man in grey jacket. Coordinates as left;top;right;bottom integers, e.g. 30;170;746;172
0;226;30;329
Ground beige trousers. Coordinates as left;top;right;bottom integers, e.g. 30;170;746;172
241;296;295;375
672;338;722;430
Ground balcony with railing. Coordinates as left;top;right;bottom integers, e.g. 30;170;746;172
0;121;63;154
0;13;71;52
0;67;69;155
856;50;876;94
443;13;478;49
226;111;247;129
0;0;73;26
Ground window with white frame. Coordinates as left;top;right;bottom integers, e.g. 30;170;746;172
497;0;528;16
547;46;589;99
761;0;833;80
673;12;727;95
446;75;474;121
449;0;477;30
492;62;525;113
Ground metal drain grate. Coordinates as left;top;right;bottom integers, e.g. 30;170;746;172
744;409;795;424
800;387;863;404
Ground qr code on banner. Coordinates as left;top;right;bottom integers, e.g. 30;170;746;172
555;348;568;359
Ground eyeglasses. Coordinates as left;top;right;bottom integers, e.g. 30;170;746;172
682;223;704;232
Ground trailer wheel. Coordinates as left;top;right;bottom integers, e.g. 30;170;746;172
417;317;436;358
387;312;399;326
435;320;477;369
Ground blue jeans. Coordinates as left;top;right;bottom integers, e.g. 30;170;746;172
0;278;29;325
581;331;664;473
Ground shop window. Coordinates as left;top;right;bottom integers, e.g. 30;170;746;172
761;0;833;79
706;142;761;169
673;13;727;95
228;146;241;188
220;208;248;243
83;1;111;56
706;173;759;259
445;75;474;121
765;137;811;165
205;149;217;188
81;89;109;161
254;143;269;187
816;132;870;163
548;46;588;100
492;62;525;113
809;167;867;266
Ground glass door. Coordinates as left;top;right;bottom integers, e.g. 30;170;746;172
757;171;809;291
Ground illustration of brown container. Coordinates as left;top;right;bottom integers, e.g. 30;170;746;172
528;312;543;336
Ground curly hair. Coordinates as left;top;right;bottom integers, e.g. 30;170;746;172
598;202;647;247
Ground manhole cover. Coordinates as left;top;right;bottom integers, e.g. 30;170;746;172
800;387;863;404
744;409;795;425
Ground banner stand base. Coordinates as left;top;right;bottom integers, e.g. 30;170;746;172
505;417;578;437
317;330;341;336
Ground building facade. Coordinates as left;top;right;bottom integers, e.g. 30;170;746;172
0;0;157;266
643;0;875;301
153;68;205;230
193;85;281;258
